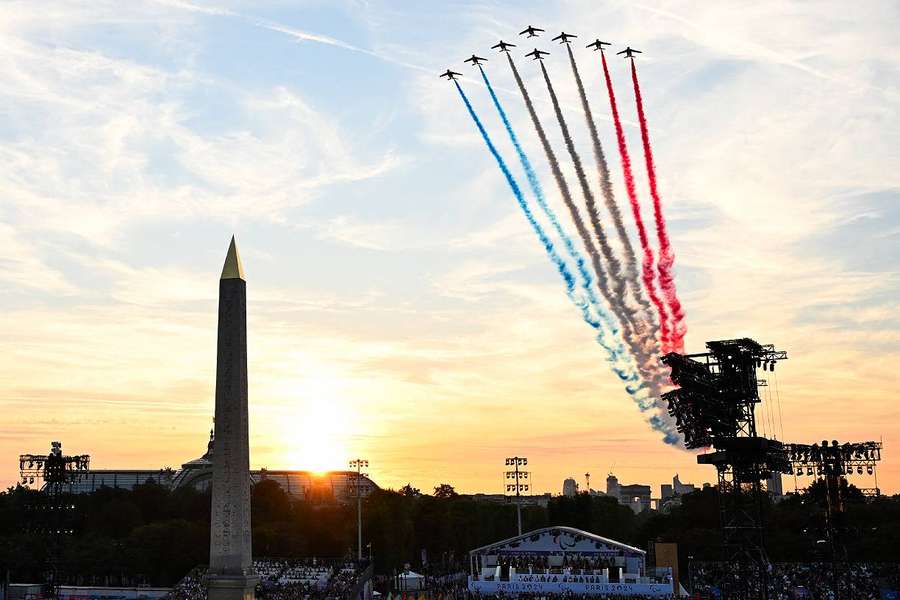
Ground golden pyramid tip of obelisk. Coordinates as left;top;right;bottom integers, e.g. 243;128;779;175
220;235;245;281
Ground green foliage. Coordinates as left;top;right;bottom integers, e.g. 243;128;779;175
1;482;898;587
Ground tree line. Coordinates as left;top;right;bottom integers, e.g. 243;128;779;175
0;479;898;587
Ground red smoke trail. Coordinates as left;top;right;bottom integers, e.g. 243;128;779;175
629;59;686;353
600;51;672;353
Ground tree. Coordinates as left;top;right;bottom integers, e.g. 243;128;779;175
400;484;421;497
433;484;458;498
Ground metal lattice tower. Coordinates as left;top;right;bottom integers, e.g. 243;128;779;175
662;338;789;600
19;441;90;598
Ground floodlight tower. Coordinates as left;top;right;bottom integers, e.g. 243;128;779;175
504;456;529;535
785;439;882;598
662;338;789;600
349;458;369;561
19;441;90;598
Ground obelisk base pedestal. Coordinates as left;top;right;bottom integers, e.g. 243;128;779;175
206;574;259;600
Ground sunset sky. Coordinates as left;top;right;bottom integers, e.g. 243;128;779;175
2;0;898;496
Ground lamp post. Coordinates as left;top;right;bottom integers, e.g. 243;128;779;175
349;458;369;561
687;555;694;596
504;456;529;536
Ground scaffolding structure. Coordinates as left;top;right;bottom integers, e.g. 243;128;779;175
19;441;90;598
663;338;789;599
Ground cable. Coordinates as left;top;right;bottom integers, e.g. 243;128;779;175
774;370;785;441
766;382;777;440
758;386;767;437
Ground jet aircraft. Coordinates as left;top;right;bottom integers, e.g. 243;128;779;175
491;40;516;52
519;25;545;38
525;48;549;61
439;69;463;80
552;32;577;44
586;39;611;51
617;46;642;58
464;55;488;66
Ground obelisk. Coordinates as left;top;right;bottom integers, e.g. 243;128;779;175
207;237;258;600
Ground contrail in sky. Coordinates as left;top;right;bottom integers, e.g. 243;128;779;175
504;55;678;444
452;81;577;312
629;58;687;353
451;80;664;424
478;65;606;338
452;80;632;375
565;44;655;330
600;50;672;353
537;59;638;335
565;44;667;393
505;53;622;341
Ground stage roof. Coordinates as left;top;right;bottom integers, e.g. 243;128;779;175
469;526;645;557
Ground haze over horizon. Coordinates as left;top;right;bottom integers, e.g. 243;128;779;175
1;0;898;496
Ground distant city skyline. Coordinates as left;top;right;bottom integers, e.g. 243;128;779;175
2;1;898;494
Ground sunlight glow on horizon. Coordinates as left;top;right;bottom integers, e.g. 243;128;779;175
275;375;353;473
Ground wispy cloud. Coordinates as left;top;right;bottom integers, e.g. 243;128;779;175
1;0;899;493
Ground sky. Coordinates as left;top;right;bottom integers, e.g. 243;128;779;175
1;0;899;497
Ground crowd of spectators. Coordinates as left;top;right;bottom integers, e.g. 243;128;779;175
384;593;674;599
691;561;900;599
484;554;624;575
163;559;366;600
165;567;207;600
375;570;673;600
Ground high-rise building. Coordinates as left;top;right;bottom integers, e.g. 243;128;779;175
767;471;783;500
606;473;620;501
562;477;578;497
661;474;697;502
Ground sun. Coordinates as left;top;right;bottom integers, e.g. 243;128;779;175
277;376;351;473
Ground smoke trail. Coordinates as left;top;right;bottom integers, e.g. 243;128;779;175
599;50;672;353
504;56;678;444
629;59;687;353
478;65;672;410
478;66;609;338
453;82;580;315
453;80;638;388
564;45;669;395
503;54;622;343
537;58;638;337
565;45;655;330
537;56;663;388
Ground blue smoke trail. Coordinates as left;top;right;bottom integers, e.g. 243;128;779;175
478;66;617;339
483;65;677;437
453;80;641;390
453;82;588;324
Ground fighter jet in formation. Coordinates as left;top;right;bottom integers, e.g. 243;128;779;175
464;55;488;66
617;46;642;58
586;39;611;51
439;69;463;80
525;48;549;61
491;40;516;53
551;32;577;44
519;25;544;38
